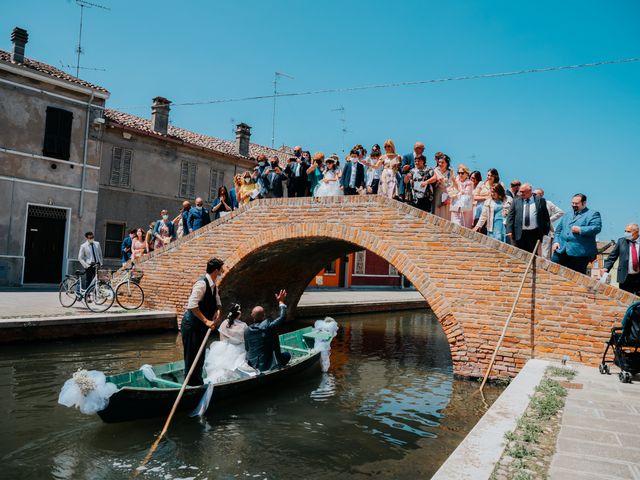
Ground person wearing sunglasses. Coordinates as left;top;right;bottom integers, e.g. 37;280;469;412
450;164;474;227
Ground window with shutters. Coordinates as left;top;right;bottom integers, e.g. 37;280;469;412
209;169;225;201
109;147;133;187
43;107;73;160
179;160;197;198
354;251;366;275
104;222;125;258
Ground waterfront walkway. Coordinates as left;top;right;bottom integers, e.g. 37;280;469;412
0;288;426;342
550;364;640;480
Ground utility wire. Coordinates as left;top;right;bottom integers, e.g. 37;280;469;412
114;57;640;109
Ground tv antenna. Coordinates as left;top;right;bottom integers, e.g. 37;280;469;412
271;71;294;148
74;0;110;78
59;60;106;72
331;105;348;154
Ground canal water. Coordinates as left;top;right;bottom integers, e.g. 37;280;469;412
0;310;503;479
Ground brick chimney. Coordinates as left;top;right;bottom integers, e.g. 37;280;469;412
10;27;28;64
235;123;251;157
151;97;171;135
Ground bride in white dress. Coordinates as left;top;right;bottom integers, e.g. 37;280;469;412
203;307;256;384
314;157;343;197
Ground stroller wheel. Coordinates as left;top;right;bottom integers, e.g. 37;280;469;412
619;371;633;383
599;364;610;375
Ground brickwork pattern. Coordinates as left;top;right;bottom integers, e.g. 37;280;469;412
133;196;636;377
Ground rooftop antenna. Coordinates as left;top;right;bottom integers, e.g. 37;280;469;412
59;60;106;72
271;71;294;147
74;0;110;78
230;117;236;138
331;105;348;154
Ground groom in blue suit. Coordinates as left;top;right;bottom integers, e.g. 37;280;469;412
552;193;602;274
244;289;291;372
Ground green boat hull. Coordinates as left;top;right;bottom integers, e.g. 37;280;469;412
97;327;328;423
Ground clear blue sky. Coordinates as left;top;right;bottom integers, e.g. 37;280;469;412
3;1;639;239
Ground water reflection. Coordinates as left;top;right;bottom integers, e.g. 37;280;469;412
0;310;502;479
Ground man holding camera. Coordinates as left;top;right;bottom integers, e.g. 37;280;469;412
181;257;224;385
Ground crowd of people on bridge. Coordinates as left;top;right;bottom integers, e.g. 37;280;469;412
118;139;640;296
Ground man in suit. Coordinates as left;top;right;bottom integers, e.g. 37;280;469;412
121;229;135;266
261;159;287;198
506;183;551;253
552;193;602;274
340;149;366;195
284;155;308;198
78;231;103;289
506;180;522;199
603;224;640;294
187;197;211;232
401;142;425;174
244;289;291;372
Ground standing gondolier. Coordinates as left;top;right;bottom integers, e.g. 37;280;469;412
181;257;224;385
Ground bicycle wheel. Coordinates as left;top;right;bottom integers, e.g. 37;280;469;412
85;282;115;312
116;281;145;310
59;277;79;307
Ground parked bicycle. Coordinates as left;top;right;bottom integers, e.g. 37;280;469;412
58;264;115;312
112;263;145;310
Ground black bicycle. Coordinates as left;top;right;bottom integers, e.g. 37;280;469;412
58;264;115;312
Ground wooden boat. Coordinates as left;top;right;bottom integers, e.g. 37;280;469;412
97;326;331;423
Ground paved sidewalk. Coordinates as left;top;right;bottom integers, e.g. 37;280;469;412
0;289;425;320
549;364;640;480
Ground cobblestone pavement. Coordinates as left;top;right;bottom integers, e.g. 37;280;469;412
549;364;640;480
0;288;424;319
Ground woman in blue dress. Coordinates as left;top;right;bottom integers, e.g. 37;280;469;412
474;183;512;242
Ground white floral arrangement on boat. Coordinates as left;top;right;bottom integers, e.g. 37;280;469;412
313;317;339;372
58;368;118;414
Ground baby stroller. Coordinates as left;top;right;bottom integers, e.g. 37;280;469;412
600;301;640;383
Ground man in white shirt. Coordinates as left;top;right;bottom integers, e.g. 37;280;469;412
181;257;224;385
78;231;103;289
534;188;565;258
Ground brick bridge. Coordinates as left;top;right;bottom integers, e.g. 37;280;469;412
136;196;635;378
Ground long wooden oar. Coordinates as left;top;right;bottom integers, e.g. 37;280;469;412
479;240;540;393
132;326;213;477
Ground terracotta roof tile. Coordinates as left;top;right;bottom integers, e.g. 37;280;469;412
0;49;109;94
103;109;294;161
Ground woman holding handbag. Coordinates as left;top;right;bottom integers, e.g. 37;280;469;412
450;164;474;227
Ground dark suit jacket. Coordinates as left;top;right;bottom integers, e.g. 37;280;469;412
505;195;550;241
340;161;365;189
284;161;308;187
604;238;639;284
261;169;287;197
244;304;288;372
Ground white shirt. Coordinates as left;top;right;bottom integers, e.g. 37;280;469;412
78;240;103;268
349;160;358;188
186;273;222;310
546;199;564;233
628;240;640;274
522;197;538;230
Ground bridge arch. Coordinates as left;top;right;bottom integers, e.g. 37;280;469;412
136;196;636;377
217;223;469;373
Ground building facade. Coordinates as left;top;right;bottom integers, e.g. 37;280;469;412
309;249;403;288
97;103;292;269
0;28;109;286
